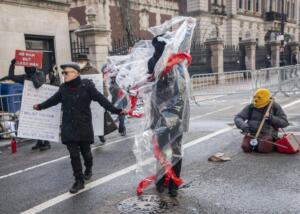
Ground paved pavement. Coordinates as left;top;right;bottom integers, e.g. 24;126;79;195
0;93;300;214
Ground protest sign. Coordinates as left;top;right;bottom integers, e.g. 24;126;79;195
15;50;43;69
82;74;104;136
18;81;61;142
18;74;105;142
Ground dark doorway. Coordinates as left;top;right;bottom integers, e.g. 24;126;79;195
25;35;56;74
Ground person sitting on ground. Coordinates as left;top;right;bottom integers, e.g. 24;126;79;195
33;62;126;194
234;88;289;153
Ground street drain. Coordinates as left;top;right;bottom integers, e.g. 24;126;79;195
117;195;177;213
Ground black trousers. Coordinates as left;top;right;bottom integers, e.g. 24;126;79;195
156;135;183;191
66;141;93;180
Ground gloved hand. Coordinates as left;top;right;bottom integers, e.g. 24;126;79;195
264;112;273;121
11;59;16;65
119;109;128;115
241;124;250;134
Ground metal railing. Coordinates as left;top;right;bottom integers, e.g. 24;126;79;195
191;65;300;98
0;94;22;138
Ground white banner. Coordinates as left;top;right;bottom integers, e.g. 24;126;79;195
17;75;105;142
82;74;104;136
18;81;61;142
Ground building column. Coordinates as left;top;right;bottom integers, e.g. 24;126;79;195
75;8;111;69
270;40;281;67
226;0;237;15
240;39;256;70
205;38;224;74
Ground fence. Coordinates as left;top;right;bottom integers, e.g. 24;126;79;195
191;64;300;98
109;36;145;56
189;42;212;75
256;45;270;69
0;94;22;138
70;33;89;62
223;45;241;72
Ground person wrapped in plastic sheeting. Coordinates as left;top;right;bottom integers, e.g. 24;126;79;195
107;17;196;197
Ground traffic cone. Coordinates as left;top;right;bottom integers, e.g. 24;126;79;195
11;138;17;154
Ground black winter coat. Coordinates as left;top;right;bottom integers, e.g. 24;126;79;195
38;77;121;143
234;102;289;139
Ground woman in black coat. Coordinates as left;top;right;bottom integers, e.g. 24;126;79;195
34;62;125;193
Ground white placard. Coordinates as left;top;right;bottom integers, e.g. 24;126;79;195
18;81;61;142
277;35;284;41
81;74;104;136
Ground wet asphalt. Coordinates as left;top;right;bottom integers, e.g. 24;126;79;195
0;93;300;214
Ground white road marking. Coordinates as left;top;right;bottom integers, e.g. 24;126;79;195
190;106;234;121
0;135;134;180
20;98;300;213
282;99;300;109
20;126;234;214
0;103;240;181
1;98;297;181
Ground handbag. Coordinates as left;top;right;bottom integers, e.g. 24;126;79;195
104;111;117;135
276;130;300;154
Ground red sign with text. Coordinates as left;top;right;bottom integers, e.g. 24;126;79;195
15;50;43;69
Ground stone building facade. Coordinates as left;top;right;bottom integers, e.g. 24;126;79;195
68;0;179;42
187;0;300;46
0;0;71;78
67;0;180;70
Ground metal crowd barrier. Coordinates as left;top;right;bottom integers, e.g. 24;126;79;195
191;65;300;98
253;65;300;96
191;70;254;96
0;94;22;139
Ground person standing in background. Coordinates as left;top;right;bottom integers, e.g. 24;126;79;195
77;53;108;143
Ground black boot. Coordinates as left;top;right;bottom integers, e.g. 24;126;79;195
69;178;85;194
39;141;51;151
84;168;92;180
32;141;42;150
99;136;106;144
155;176;165;193
156;184;164;193
169;189;178;197
120;128;126;136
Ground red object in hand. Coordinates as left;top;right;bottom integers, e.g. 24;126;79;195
128;96;144;118
11;138;17;154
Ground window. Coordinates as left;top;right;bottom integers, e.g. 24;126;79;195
287;2;290;16
248;0;251;10
239;0;243;9
269;0;273;12
139;10;149;31
256;0;259;12
292;3;295;19
25;35;56;72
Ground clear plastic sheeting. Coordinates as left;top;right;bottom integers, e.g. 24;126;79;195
107;16;196;195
